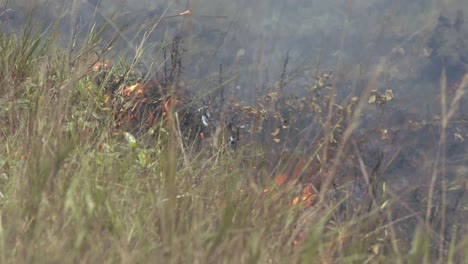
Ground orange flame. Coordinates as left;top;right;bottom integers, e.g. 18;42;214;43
90;60;113;72
121;83;141;97
264;157;320;210
292;184;317;208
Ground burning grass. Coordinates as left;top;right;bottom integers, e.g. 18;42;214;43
0;3;466;264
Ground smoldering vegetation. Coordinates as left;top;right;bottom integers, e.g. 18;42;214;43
0;0;466;263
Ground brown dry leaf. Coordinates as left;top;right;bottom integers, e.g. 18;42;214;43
271;128;280;136
371;244;380;255
454;133;464;142
385;89;394;101
242;106;258;115
380;129;390;141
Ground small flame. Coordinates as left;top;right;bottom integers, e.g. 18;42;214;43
179;10;191;16
292;185;317;208
300;185;316;208
90;60;113;72
121;83;141;97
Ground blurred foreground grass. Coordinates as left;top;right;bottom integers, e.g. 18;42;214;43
0;3;467;264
